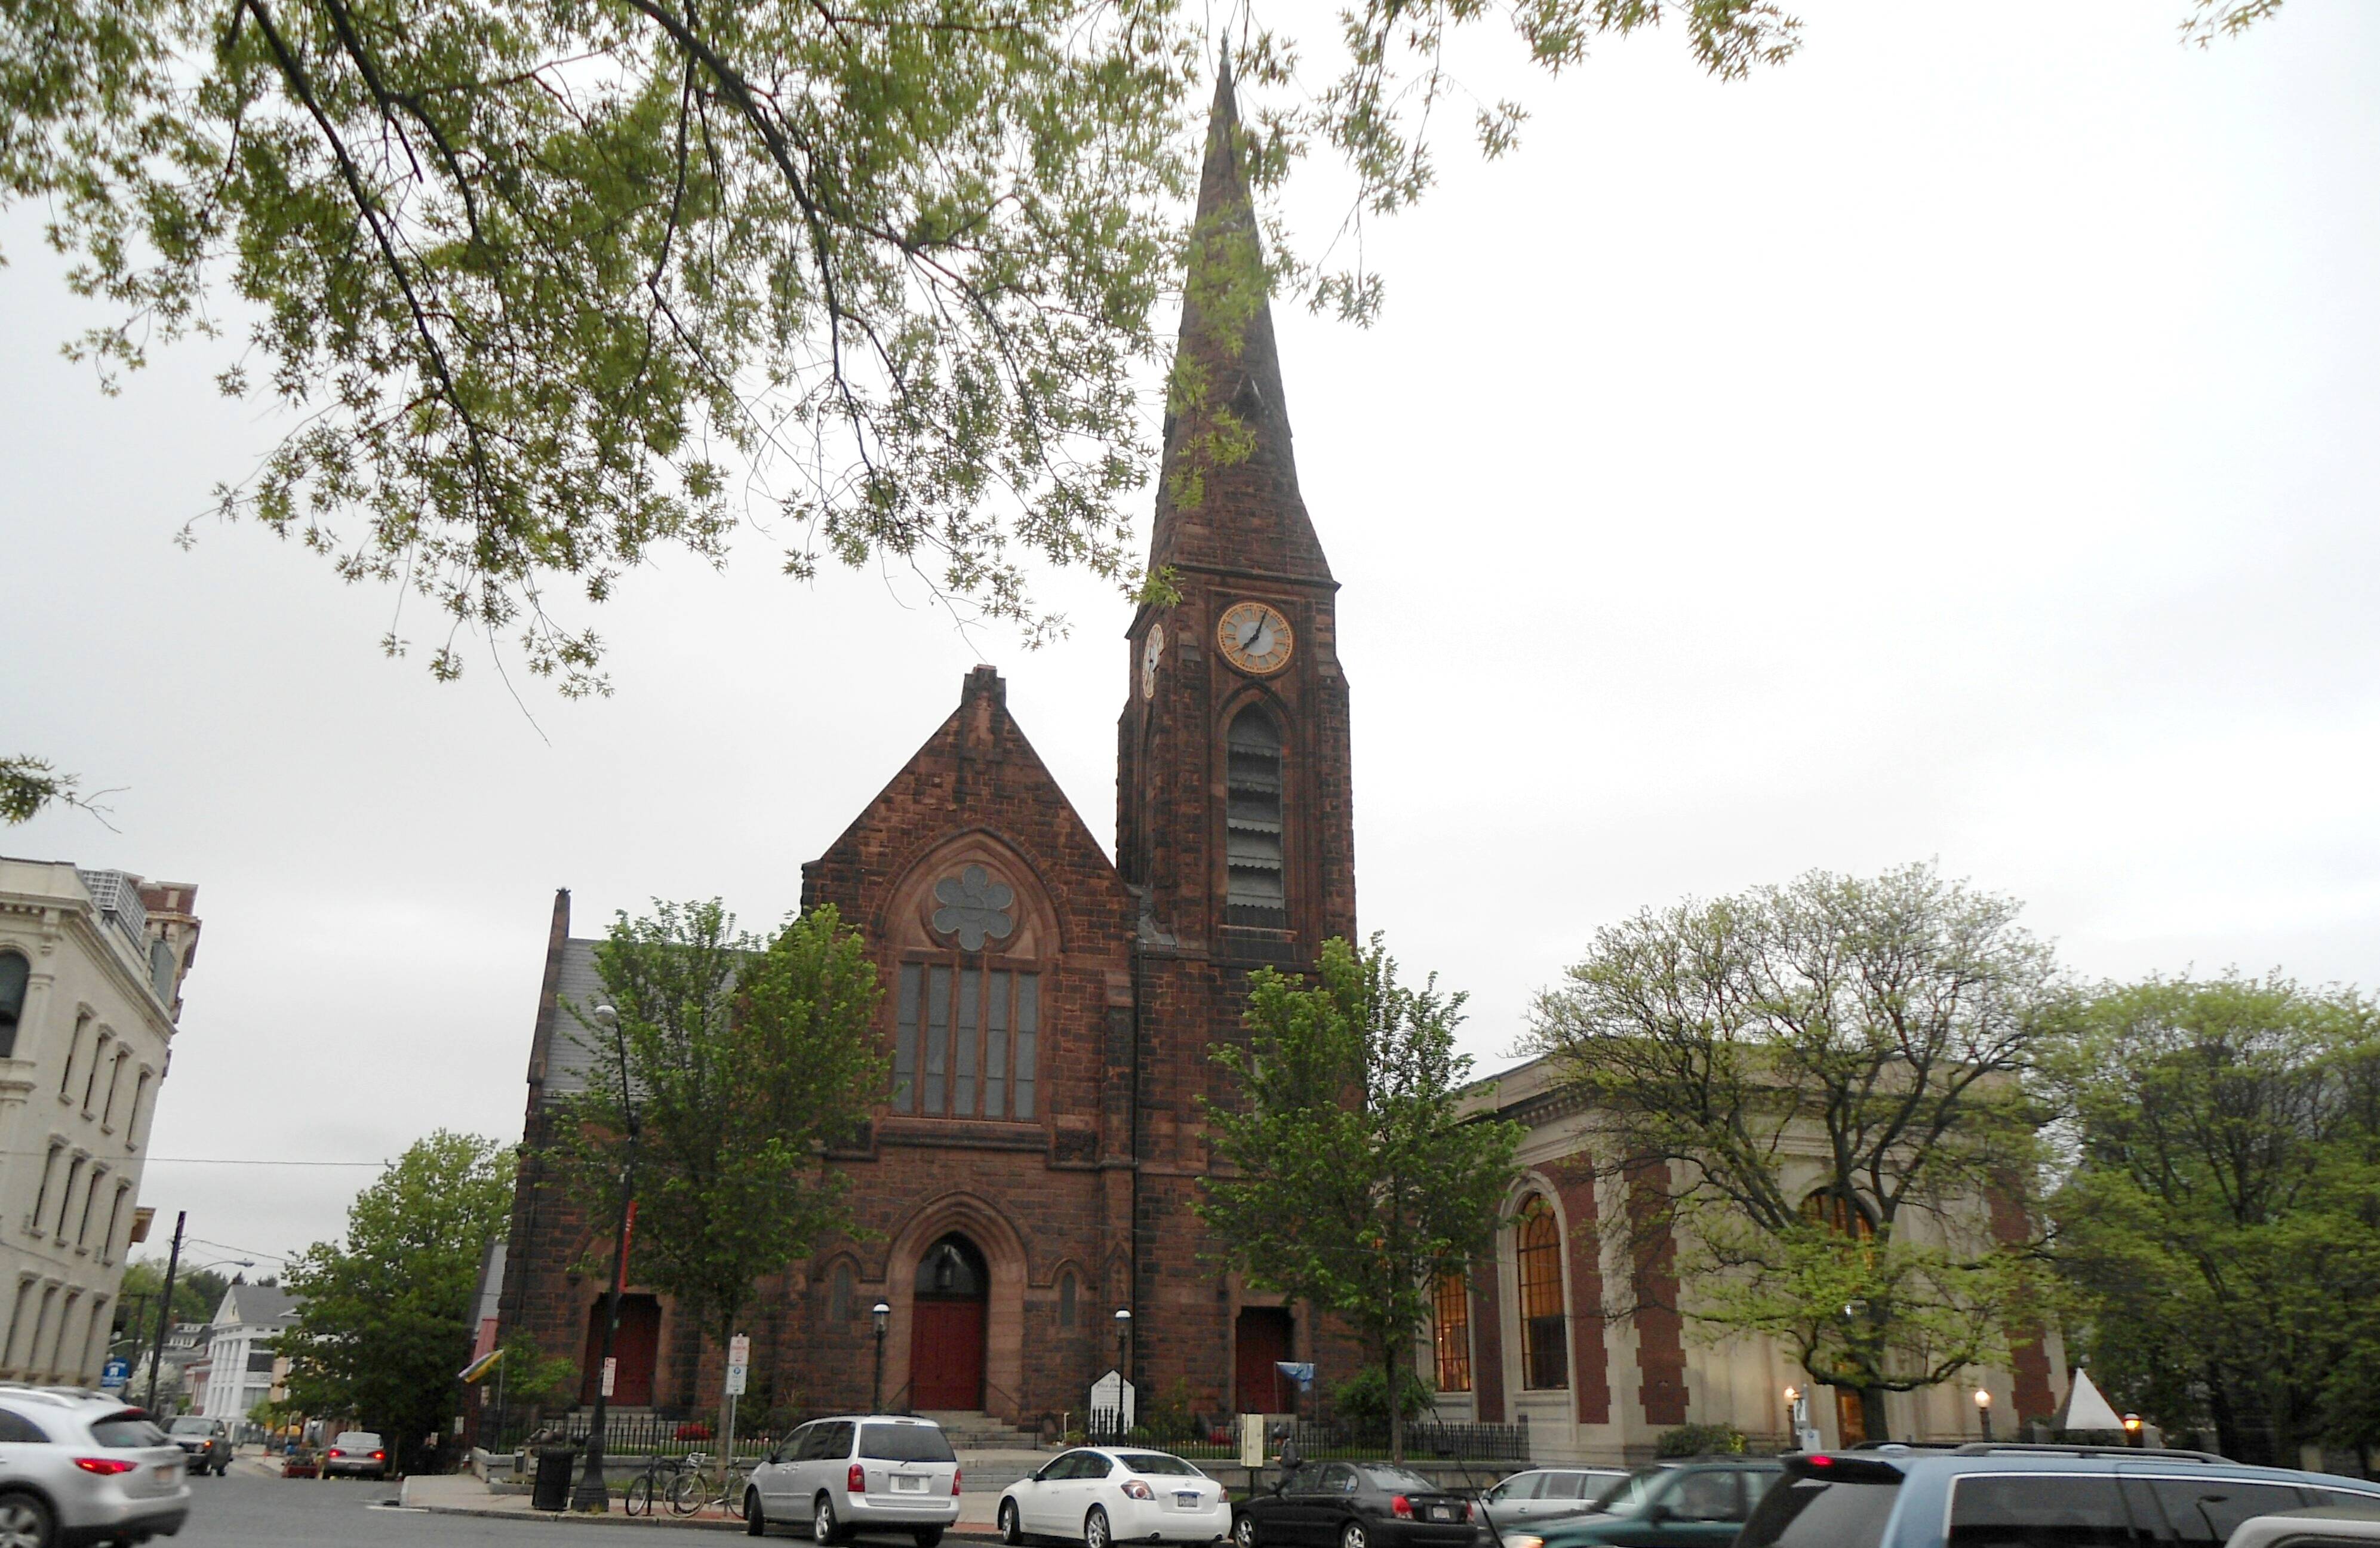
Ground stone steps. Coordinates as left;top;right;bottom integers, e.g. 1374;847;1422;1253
917;1411;1041;1451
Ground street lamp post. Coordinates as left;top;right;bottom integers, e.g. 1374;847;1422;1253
1974;1387;1994;1442
2122;1413;2143;1448
1783;1387;1799;1449
872;1302;891;1413
569;1005;639;1513
1112;1307;1131;1375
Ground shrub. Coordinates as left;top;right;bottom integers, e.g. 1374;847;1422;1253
1144;1378;1203;1443
1655;1423;1747;1457
1332;1367;1435;1430
675;1421;714;1442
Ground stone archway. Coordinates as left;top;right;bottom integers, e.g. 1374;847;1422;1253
909;1235;989;1409
880;1193;1030;1420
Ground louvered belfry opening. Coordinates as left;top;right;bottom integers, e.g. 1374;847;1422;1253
1224;707;1287;927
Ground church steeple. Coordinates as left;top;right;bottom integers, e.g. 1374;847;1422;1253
1148;63;1333;585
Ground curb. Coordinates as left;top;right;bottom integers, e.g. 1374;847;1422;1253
413;1504;1005;1540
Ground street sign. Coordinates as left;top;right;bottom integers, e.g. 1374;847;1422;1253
728;1334;751;1365
725;1364;748;1396
100;1358;130;1390
602;1357;618;1398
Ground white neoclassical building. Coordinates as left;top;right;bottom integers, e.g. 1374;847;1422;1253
1423;1055;2071;1464
0;856;199;1384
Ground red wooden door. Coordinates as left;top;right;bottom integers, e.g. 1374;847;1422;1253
910;1299;986;1409
581;1294;662;1407
1235;1307;1294;1413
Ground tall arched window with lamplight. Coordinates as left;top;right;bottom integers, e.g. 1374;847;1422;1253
1515;1194;1568;1390
1432;1270;1472;1393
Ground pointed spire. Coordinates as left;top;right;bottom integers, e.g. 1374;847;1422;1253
1148;59;1333;584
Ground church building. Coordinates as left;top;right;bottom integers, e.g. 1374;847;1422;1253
497;70;1352;1432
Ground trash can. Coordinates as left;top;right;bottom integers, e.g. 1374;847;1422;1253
531;1447;579;1512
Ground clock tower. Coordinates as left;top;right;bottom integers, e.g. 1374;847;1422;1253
1117;62;1358;1408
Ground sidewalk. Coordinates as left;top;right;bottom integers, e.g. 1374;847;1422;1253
398;1470;1009;1537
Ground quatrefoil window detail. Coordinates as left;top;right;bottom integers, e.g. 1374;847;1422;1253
931;864;1017;952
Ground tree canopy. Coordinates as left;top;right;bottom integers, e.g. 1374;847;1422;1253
0;0;1816;693
556;898;882;1436
1527;862;2065;1441
279;1130;515;1467
2047;973;2380;1465
1198;934;1521;1461
118;1258;233;1330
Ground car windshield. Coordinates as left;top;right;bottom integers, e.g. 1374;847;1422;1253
1119;1454;1203;1477
1360;1466;1437;1494
1588;1469;1668;1514
859;1423;956;1463
169;1418;215;1435
90;1412;171;1449
333;1432;380;1448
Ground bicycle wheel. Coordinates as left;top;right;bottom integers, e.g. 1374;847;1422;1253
626;1472;653;1517
668;1470;706;1515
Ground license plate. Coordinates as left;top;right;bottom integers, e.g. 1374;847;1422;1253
1429;1507;1453;1521
156;1464;180;1481
893;1476;928;1492
1177;1493;1200;1507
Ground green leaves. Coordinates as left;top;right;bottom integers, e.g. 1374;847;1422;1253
279;1130;516;1452
1198;934;1521;1458
2046;973;2380;1458
556;898;884;1362
1528;863;2067;1422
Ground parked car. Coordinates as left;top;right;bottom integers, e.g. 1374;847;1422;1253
1736;1443;2380;1548
2227;1510;2380;1548
1232;1460;1479;1548
1497;1457;1784;1548
743;1414;961;1545
166;1415;231;1475
0;1384;192;1546
321;1430;389;1479
1472;1471;1632;1531
997;1447;1231;1548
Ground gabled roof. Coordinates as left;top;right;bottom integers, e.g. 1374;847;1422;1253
214;1282;299;1330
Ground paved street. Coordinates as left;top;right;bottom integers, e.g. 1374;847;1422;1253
179;1473;737;1547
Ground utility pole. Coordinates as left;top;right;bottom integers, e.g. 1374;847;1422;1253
143;1210;186;1415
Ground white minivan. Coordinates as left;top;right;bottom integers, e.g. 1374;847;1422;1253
745;1414;962;1544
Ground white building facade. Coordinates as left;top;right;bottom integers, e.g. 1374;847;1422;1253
195;1283;298;1430
1425;1055;2070;1463
0;857;199;1384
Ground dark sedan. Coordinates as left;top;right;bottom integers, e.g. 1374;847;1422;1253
167;1415;232;1475
1234;1461;1477;1548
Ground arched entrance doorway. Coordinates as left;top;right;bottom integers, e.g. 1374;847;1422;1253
580;1294;660;1407
909;1235;988;1410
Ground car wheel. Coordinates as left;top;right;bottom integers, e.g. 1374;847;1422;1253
746;1488;767;1537
1000;1500;1025;1546
915;1530;944;1548
0;1490;56;1548
1086;1507;1112;1548
1233;1513;1260;1548
1339;1522;1367;1548
814;1494;845;1544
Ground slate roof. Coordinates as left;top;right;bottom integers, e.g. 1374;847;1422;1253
217;1283;300;1329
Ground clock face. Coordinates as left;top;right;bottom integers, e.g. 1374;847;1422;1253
1217;601;1294;676
1142;622;1166;699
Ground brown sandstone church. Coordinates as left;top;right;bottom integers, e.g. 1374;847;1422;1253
497;73;1355;1431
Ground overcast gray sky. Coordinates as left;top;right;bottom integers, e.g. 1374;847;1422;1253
5;2;2375;1267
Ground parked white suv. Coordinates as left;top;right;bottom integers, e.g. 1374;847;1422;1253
744;1415;961;1544
0;1386;192;1546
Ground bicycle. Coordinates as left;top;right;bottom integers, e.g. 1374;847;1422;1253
625;1453;697;1518
668;1451;752;1517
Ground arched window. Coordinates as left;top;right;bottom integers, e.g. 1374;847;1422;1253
1057;1270;1078;1328
1432;1271;1472;1393
0;952;27;1060
1224;709;1286;928
915;1235;988;1299
830;1262;855;1322
894;859;1041;1121
1515;1195;1568;1390
1800;1189;1876;1242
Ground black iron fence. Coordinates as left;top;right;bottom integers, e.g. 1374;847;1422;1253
486;1410;778;1462
1083;1411;1528;1464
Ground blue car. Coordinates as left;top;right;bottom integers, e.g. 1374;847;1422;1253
1739;1443;2380;1548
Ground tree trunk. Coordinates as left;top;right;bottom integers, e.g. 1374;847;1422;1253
1386;1341;1405;1465
1861;1387;1891;1445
